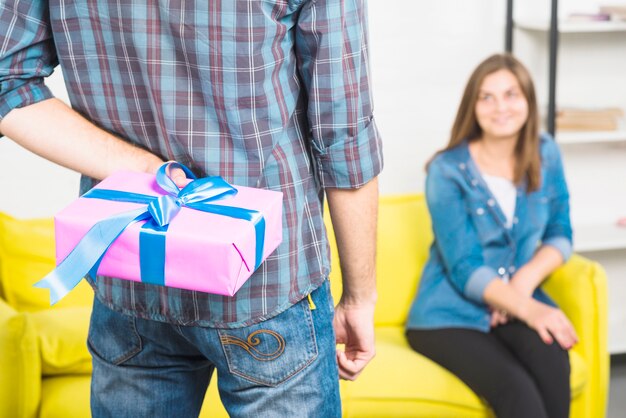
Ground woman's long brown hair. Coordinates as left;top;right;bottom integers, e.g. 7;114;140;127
430;53;541;192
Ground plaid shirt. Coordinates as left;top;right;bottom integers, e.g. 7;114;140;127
0;0;383;328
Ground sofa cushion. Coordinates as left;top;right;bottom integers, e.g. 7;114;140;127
199;377;230;418
0;212;93;311
0;298;40;418
29;306;92;376
340;326;588;418
342;326;487;417
40;375;91;418
569;348;589;398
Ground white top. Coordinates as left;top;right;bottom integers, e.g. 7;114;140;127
482;173;517;229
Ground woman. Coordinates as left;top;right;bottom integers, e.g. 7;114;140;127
406;53;577;418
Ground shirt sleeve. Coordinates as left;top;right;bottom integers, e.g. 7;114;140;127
426;159;498;304
0;1;57;125
540;137;573;261
294;0;383;189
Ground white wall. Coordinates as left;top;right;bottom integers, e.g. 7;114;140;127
0;0;507;218
0;69;79;218
369;0;506;194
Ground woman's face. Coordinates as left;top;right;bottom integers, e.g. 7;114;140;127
474;69;529;141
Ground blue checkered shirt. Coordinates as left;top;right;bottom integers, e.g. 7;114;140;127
0;0;383;327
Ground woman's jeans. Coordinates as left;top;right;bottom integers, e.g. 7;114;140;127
88;281;341;417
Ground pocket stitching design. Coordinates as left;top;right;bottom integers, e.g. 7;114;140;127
219;329;286;361
218;301;318;387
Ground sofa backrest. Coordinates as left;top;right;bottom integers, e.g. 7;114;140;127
0;212;93;311
326;194;433;327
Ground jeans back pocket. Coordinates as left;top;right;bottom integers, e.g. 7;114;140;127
88;297;143;365
218;299;318;387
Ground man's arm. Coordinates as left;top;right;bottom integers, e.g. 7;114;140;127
0;98;163;179
326;177;378;380
295;0;383;380
0;2;169;181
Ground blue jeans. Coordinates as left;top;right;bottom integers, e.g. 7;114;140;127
88;281;341;417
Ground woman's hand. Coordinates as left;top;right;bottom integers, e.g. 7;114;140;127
483;277;577;349
508;265;540;297
520;299;578;349
509;245;567;298
490;309;509;328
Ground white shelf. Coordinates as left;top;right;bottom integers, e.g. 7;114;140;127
574;223;626;252
556;130;626;145
516;17;626;33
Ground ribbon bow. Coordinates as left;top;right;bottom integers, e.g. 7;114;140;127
35;162;265;304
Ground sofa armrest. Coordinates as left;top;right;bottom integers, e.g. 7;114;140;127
0;297;41;418
542;254;609;418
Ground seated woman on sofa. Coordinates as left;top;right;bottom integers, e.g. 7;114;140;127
405;53;577;418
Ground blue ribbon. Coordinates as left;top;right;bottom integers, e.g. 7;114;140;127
35;162;266;304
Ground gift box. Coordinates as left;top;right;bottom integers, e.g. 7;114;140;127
37;164;283;303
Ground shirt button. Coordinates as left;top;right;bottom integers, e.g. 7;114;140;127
487;199;495;207
476;207;485;215
508;266;516;274
498;267;506;275
459;163;466;170
513;217;519;224
471;179;478;186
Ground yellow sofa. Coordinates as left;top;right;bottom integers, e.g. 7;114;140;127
0;195;609;417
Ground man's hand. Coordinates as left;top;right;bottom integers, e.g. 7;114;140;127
148;160;191;189
333;300;376;380
170;168;190;188
326;178;379;380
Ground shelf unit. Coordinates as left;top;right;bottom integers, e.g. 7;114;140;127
574;223;626;253
506;0;626;355
509;8;626;146
506;1;626;143
516;17;626;33
556;130;626;145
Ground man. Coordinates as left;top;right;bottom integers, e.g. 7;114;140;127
0;1;383;416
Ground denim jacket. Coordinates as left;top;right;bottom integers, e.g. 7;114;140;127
406;135;572;332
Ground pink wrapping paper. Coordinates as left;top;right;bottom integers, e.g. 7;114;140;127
54;171;283;296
